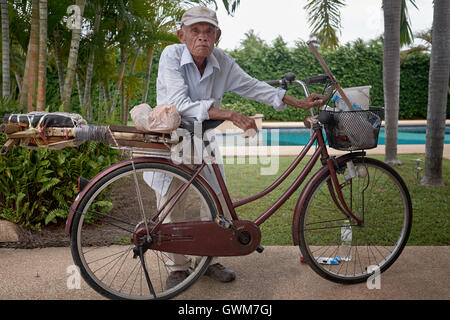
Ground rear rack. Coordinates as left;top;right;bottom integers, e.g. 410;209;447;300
0;122;180;155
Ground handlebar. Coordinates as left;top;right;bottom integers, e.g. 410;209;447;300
265;72;336;116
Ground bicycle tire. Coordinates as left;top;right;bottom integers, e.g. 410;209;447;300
70;161;217;300
298;157;412;284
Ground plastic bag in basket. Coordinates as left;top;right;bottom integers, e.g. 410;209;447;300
130;103;181;133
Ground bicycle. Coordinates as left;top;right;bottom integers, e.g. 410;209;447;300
60;61;412;299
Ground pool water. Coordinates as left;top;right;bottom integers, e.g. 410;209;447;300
218;125;450;146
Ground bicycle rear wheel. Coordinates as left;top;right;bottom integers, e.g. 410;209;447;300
70;161;217;300
299;157;412;284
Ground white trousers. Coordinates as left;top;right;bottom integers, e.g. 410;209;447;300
154;170;232;272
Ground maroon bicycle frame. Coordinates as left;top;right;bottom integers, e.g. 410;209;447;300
215;126;362;226
148;123;362;231
66;123;363;256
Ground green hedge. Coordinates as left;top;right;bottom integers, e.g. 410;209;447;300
216;38;447;121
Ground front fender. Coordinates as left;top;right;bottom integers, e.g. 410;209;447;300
291;152;365;245
65;157;223;235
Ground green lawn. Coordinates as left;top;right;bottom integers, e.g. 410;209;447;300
223;154;450;246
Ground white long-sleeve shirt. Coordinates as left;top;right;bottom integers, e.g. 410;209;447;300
156;44;286;120
144;44;287;196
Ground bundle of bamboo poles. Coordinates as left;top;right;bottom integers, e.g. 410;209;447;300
0;117;180;155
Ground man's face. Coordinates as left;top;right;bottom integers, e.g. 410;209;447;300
178;22;221;61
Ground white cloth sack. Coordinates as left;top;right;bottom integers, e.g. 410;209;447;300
130;103;181;133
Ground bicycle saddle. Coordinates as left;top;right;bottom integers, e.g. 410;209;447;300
179;118;224;134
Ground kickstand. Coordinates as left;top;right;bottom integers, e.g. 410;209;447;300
137;245;156;298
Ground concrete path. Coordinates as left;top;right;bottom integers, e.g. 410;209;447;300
0;246;448;300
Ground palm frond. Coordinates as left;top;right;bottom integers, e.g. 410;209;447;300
304;0;346;50
400;0;418;46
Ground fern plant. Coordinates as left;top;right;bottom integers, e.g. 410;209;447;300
0;133;120;229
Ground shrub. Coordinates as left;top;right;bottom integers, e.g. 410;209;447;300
0;136;120;229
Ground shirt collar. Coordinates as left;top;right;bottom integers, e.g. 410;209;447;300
180;45;221;72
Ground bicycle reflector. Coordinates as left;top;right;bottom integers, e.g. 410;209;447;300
77;177;89;192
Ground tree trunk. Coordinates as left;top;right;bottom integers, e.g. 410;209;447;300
1;0;10;98
123;47;140;125
120;80;125;124
14;71;21;94
52;31;64;103
83;1;102;108
383;0;402;166
27;0;39;112
98;82;103;123
107;47;127;116
36;0;47;111
421;0;450;186
18;43;30;110
75;71;83;108
141;44;154;103
103;79;111;103
62;0;85;112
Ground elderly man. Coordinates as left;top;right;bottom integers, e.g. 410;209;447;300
154;6;323;289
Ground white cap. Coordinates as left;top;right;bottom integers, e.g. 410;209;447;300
181;6;219;28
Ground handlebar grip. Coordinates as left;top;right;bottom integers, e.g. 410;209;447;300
266;80;282;86
305;74;330;85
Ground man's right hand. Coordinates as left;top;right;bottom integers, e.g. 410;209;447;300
208;108;258;137
230;111;258;135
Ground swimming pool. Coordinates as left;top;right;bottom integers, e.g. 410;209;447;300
218;125;450;146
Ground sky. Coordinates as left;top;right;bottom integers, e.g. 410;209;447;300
215;0;434;50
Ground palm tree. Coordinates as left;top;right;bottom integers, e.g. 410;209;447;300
383;0;403;166
36;0;48;111
27;0;39;112
1;0;10;98
104;0;134;117
421;0;450;186
139;0;181;104
82;0;103;118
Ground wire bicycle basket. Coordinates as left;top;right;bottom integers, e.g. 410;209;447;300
319;107;384;151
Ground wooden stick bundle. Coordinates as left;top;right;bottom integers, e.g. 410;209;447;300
1;123;179;155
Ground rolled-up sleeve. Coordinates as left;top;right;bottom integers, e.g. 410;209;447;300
226;61;287;111
158;50;215;122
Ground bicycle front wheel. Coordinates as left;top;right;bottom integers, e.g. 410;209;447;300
70;161;217;300
299;157;412;284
